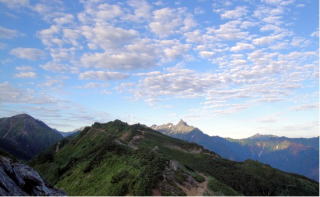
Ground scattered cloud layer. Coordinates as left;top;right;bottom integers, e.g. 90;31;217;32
0;0;318;137
10;48;45;60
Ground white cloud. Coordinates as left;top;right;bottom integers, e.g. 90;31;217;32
252;34;285;45
149;7;195;37
10;48;45;60
0;26;21;39
79;71;129;81
220;6;248;19
0;0;29;8
0;81;55;104
78;82;108;89
53;14;74;25
40;78;65;88
15;71;36;78
81;25;138;50
199;51;215;58
292;104;318;111
40;62;69;73
126;0;151;21
15;66;33;71
78;2;123;23
311;30;319;37
230;42;254;52
207;20;250;41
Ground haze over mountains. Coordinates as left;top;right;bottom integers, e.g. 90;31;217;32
152;120;319;181
0;114;318;196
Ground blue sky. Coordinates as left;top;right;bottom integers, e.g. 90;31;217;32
0;0;318;138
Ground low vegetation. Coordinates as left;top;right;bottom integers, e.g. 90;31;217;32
31;120;319;196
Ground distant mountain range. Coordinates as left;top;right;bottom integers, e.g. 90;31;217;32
59;127;84;137
31;120;318;196
0;114;318;195
0;114;63;160
152;120;319;181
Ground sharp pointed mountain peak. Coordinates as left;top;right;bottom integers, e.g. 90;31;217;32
176;119;188;126
152;119;199;134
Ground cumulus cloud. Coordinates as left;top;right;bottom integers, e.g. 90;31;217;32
220;6;248;19
79;71;129;81
149;7;196;37
15;71;37;78
230;42;254;52
40;62;69;73
10;48;45;60
81;25;138;50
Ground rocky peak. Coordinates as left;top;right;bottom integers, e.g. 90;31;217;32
177;119;188;126
152;120;197;134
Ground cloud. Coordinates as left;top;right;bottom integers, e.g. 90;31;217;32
292;104;318;111
79;71;129;81
220;6;248;19
78;82;108;89
230;42;254;52
311;30;319;37
0;26;21;39
15;66;33;71
81;25;138;50
10;47;45;60
53;14;74;25
41;79;63;87
0;81;55;104
0;0;29;8
126;0;151;21
252;34;285;45
15;71;37;78
149;7;196;37
40;62;69;73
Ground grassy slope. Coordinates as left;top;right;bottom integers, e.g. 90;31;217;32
30;120;319;196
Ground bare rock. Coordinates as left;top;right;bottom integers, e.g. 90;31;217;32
0;156;65;196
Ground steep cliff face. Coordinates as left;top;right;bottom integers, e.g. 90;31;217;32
0;155;65;196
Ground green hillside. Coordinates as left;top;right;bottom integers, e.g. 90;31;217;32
31;120;319;196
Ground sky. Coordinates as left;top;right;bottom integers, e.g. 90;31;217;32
0;0;318;138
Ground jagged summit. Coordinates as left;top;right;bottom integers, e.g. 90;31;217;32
177;119;188;126
151;119;198;134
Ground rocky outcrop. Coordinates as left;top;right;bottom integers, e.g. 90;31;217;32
0;156;65;196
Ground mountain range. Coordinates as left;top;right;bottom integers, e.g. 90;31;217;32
151;120;319;181
0;114;318;195
0;114;63;160
31;120;319;195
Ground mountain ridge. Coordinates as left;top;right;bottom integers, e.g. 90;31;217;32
31;119;319;195
152;120;319;181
